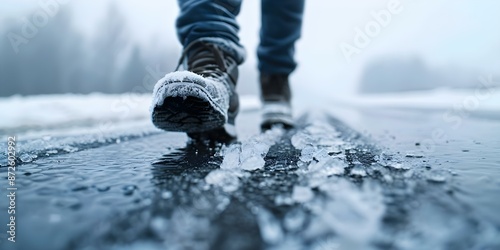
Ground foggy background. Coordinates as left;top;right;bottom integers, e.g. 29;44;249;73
1;0;499;98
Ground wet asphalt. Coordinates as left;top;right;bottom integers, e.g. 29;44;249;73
0;107;499;250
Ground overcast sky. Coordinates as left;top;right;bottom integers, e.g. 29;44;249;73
2;0;499;97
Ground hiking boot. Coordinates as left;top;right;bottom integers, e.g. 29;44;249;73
151;40;239;142
259;73;294;130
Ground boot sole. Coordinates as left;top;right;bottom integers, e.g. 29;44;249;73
152;82;226;133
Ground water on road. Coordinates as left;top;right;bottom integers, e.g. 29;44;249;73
0;108;499;250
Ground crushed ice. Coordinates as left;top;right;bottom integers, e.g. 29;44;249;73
286;118;387;247
204;127;284;192
292;186;314;203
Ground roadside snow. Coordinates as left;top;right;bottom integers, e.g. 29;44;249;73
0;93;261;130
3;87;498;131
335;88;500;112
0;93;151;130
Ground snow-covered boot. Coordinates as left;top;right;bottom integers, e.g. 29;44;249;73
151;40;239;141
259;73;294;130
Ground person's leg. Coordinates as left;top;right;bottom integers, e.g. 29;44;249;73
177;0;245;64
258;0;305;130
151;0;245;141
258;0;305;74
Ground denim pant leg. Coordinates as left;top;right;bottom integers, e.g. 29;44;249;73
176;0;246;64
258;0;305;75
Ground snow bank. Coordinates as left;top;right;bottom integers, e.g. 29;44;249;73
0;93;261;130
3;87;497;131
0;93;151;130
336;88;500;112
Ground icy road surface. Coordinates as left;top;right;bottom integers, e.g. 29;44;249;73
0;93;499;250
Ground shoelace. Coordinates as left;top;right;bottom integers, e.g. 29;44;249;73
175;41;227;79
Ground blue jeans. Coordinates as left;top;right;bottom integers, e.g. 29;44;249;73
176;0;305;75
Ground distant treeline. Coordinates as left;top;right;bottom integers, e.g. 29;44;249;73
358;57;497;93
0;4;178;97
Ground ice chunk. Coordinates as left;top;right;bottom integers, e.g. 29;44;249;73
161;191;173;199
426;170;448;183
292;121;351;186
388;163;410;170
308;156;346;177
291;130;315;150
205;169;240;193
257;208;284;244
62;145;78;153
306;122;342;146
316;180;385;245
296;160;308;169
274;195;294;206
150;216;168;236
220;144;241;170
240;155;266;171
405;152;424;158
383;174;394;183
350;164;367;177
312;148;330;162
219;127;283;172
206;127;284;191
299;144;316;162
283;209;306;232
292;186;314;203
20;153;36;163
